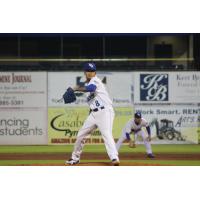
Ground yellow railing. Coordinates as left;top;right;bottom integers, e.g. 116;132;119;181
0;58;194;62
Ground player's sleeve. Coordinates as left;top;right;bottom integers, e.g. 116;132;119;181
85;84;96;92
85;78;97;92
125;132;131;140
142;119;151;135
146;126;151;136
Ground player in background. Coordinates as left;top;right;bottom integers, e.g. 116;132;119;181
66;63;120;166
116;112;155;158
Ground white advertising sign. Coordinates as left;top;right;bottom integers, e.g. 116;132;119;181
0;72;47;107
0;108;47;145
170;72;200;103
135;105;199;144
133;72;200;103
48;72;133;107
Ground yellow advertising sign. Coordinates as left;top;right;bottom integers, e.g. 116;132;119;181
198;128;200;144
48;107;133;144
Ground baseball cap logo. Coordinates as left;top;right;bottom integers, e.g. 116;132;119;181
88;63;94;68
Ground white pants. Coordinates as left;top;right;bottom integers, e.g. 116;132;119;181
71;107;119;161
116;130;152;154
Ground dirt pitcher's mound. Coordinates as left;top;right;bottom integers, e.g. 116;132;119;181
0;152;200;161
17;162;163;166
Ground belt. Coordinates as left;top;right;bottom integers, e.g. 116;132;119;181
131;128;141;133
90;106;105;112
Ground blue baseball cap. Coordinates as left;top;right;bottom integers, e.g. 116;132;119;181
83;63;96;72
135;112;142;118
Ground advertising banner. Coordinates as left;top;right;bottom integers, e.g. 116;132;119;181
0;72;47;107
135;105;199;144
199;128;200;144
133;72;200;103
48;106;133;144
48;72;133;107
170;72;200;103
0;108;47;145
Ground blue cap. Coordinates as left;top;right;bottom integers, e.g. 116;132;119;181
135;112;142;118
83;63;96;72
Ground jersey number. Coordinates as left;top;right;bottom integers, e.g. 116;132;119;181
95;100;100;107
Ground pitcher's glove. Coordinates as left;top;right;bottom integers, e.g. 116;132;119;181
63;87;76;104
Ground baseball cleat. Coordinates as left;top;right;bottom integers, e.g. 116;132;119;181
147;153;155;159
65;158;80;165
111;159;120;166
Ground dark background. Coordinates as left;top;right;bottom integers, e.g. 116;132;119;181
0;33;199;71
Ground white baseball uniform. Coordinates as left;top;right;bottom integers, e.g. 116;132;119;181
71;75;119;161
116;118;152;154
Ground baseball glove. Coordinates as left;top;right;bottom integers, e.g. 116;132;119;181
63;87;76;104
129;140;136;148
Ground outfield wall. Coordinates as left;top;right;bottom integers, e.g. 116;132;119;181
0;71;199;145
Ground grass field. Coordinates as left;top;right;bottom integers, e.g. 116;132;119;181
0;144;200;166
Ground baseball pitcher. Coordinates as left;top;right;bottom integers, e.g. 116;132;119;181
65;63;120;166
